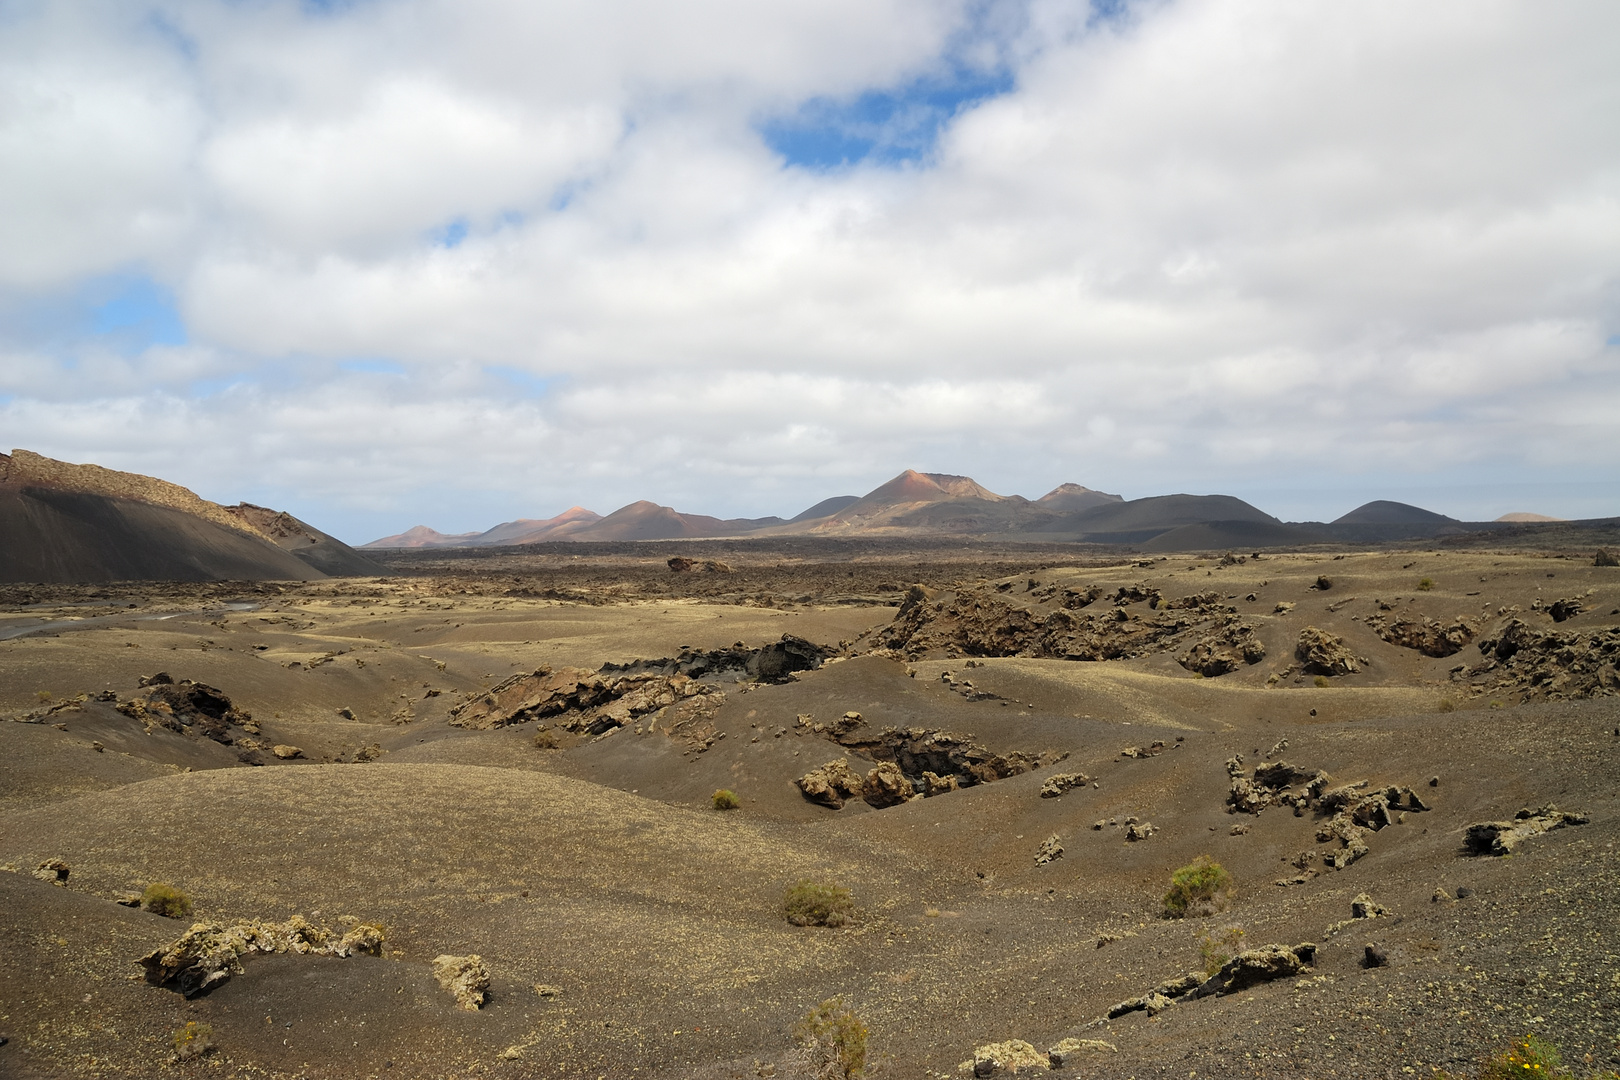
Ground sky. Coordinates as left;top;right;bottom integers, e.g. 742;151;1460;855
2;0;1617;544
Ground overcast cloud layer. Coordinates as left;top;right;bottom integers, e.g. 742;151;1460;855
2;0;1617;541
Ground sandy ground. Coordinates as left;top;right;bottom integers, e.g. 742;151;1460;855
1;545;1617;1079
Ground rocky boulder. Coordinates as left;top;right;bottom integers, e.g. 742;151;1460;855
1179;623;1266;676
796;759;866;809
432;953;491;1010
1464;805;1589;856
1296;626;1366;676
861;761;918;808
1038;771;1092;798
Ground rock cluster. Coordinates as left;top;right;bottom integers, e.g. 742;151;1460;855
1464;805;1589;856
1296;627;1367;676
114;675;252;744
1458;620;1620;700
1038;771;1092;798
1178;622;1267;676
138;916;385;997
1106;943;1317;1020
875;585;1264;675
965;1039;1049;1076
450;665;722;736
1033;835;1063;865
1366;613;1478;657
432;953;491;1011
1225;756;1431;873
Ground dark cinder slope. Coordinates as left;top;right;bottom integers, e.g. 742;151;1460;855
1038;493;1280;544
223;504;385;576
0;488;325;583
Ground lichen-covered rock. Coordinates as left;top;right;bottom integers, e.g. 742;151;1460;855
796;759;866;809
963;1039;1048;1075
1296;627;1366;676
1038;771;1092;798
1034;835;1063;864
862;760;919;808
271;744;303;759
1464;805;1589;856
1046;1038;1116;1066
1124;821;1156;842
137;915;382;997
921;771;959;796
32;858;69;883
432;953;491;1010
1192;943;1317;998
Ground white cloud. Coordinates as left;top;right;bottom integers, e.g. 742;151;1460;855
1;0;1618;538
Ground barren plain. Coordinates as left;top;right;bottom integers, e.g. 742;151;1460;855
2;540;1618;1079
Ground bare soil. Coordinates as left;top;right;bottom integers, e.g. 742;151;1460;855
1;542;1617;1079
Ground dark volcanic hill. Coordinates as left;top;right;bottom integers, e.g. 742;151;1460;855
0;450;381;583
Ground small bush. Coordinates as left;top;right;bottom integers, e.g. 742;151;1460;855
171;1021;214;1061
1595;549;1619;568
1476;1034;1568;1080
142;882;192;919
1197;925;1245;976
792;997;868;1079
1437;697;1457;713
36;690;52;702
1163;856;1232;919
1417;577;1435;591
532;727;558;750
783;880;855;927
1313;674;1331;688
712;789;741;811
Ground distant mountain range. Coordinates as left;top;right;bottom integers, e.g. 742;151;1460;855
1;451;1596;585
361;468;1562;550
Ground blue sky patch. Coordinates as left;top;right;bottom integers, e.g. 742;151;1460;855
89;274;187;352
432;219;469;248
762;66;1013;169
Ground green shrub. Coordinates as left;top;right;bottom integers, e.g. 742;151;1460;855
142;882;192;919
792;997;868;1079
1313;674;1330;688
1477;1034;1568;1080
1417;577;1435;591
1163;856;1232;919
712;788;741;810
783;880;855;927
1437;697;1457;713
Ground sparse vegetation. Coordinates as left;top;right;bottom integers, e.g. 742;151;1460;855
532;727;558;749
1163;856;1232;918
1595;549;1619;567
1417;577;1435;591
1430;1034;1620;1080
711;788;740;810
35;689;52;702
171;1021;214;1061
1313;674;1331;688
792;997;868;1079
141;882;192;918
783;879;855;927
1197;924;1245;975
1437;697;1457;713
